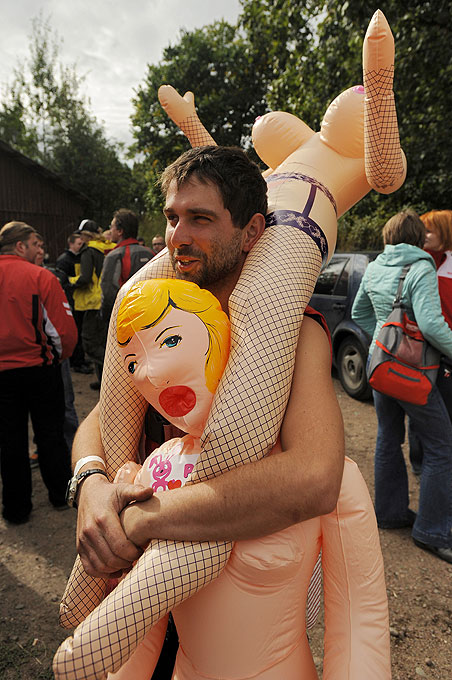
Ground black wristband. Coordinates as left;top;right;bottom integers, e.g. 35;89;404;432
66;469;109;508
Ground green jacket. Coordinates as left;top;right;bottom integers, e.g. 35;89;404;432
351;243;452;360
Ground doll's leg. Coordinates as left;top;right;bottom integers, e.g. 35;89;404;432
106;615;169;680
363;10;406;192
60;464;143;628
60;254;176;626
54;539;231;680
321;458;390;680
60;556;108;628
158;85;216;147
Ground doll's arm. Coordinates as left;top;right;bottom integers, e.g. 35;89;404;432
321;457;391;680
363;9;406;193
158;85;216;147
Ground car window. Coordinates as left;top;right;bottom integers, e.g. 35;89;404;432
314;256;350;295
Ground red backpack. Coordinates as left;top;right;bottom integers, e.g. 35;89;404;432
367;265;440;405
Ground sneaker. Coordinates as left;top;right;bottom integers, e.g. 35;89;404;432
413;538;452;564
72;364;93;374
29;452;39;469
3;510;31;525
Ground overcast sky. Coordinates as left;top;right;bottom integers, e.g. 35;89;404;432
0;0;241;148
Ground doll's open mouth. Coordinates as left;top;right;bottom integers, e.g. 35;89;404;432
159;386;196;417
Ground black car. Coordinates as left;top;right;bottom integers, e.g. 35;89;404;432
309;252;379;400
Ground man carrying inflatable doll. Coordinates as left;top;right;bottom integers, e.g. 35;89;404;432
55;10;405;679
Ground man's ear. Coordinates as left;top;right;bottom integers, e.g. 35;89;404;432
14;241;26;256
242;213;266;253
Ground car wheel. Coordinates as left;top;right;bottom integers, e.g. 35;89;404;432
337;337;371;401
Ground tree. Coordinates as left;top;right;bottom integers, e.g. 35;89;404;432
240;0;452;247
0;16;135;225
131;20;269;211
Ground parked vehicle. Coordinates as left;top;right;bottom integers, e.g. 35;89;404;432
309;252;379;400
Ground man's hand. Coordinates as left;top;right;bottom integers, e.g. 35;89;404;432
76;474;153;578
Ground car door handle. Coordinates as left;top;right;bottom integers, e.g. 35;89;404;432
333;303;346;310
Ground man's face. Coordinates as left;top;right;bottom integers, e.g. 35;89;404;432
71;237;83;254
152;237;165;253
34;241;45;266
109;218;123;244
164;178;245;294
20;234;42;264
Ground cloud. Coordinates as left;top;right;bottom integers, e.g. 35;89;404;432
0;0;241;146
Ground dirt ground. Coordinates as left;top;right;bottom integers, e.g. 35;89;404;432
0;369;451;679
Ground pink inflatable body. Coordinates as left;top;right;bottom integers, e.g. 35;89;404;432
108;455;390;680
59;279;389;679
55;11;400;679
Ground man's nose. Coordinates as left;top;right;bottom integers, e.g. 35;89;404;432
168;218;193;248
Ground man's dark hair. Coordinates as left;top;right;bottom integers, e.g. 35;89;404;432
159;146;268;229
68;232;82;245
112;209;139;239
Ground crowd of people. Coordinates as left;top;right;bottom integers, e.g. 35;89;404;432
0;212;164;523
1;174;451;679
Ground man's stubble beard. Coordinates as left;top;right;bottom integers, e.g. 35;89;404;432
171;232;243;289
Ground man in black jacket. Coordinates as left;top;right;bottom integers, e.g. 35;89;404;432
56;233;89;373
99;209;153;321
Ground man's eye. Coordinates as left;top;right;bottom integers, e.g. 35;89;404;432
160;334;182;349
128;361;137;374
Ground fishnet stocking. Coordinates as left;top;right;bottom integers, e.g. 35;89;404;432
363;10;405;190
55;231;321;679
179;114;216;147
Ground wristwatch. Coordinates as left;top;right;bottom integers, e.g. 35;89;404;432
66;469;108;508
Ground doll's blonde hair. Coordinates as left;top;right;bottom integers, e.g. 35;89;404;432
117;279;230;393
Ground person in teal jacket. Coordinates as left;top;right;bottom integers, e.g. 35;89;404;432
352;209;452;564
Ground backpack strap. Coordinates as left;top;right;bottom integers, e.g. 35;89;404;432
393;264;411;307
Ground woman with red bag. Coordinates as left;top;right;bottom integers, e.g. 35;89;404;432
352;210;452;564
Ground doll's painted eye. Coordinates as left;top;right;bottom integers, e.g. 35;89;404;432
160;334;182;349
128;360;137;374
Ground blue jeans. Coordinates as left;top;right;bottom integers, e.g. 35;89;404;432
373;385;452;548
408;358;452;474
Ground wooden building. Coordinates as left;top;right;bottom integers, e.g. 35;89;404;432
0;140;88;262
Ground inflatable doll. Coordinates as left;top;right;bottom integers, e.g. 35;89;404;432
56;279;390;680
55;10;402;678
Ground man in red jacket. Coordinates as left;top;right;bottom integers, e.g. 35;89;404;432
0;221;78;524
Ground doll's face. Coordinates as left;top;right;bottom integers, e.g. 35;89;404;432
119;306;215;437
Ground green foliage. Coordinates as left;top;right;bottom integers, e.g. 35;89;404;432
138;212;167;248
0;15;134;226
239;0;452;246
130;19;269;211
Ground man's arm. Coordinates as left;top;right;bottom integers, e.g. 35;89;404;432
121;316;345;545
72;404;153;577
